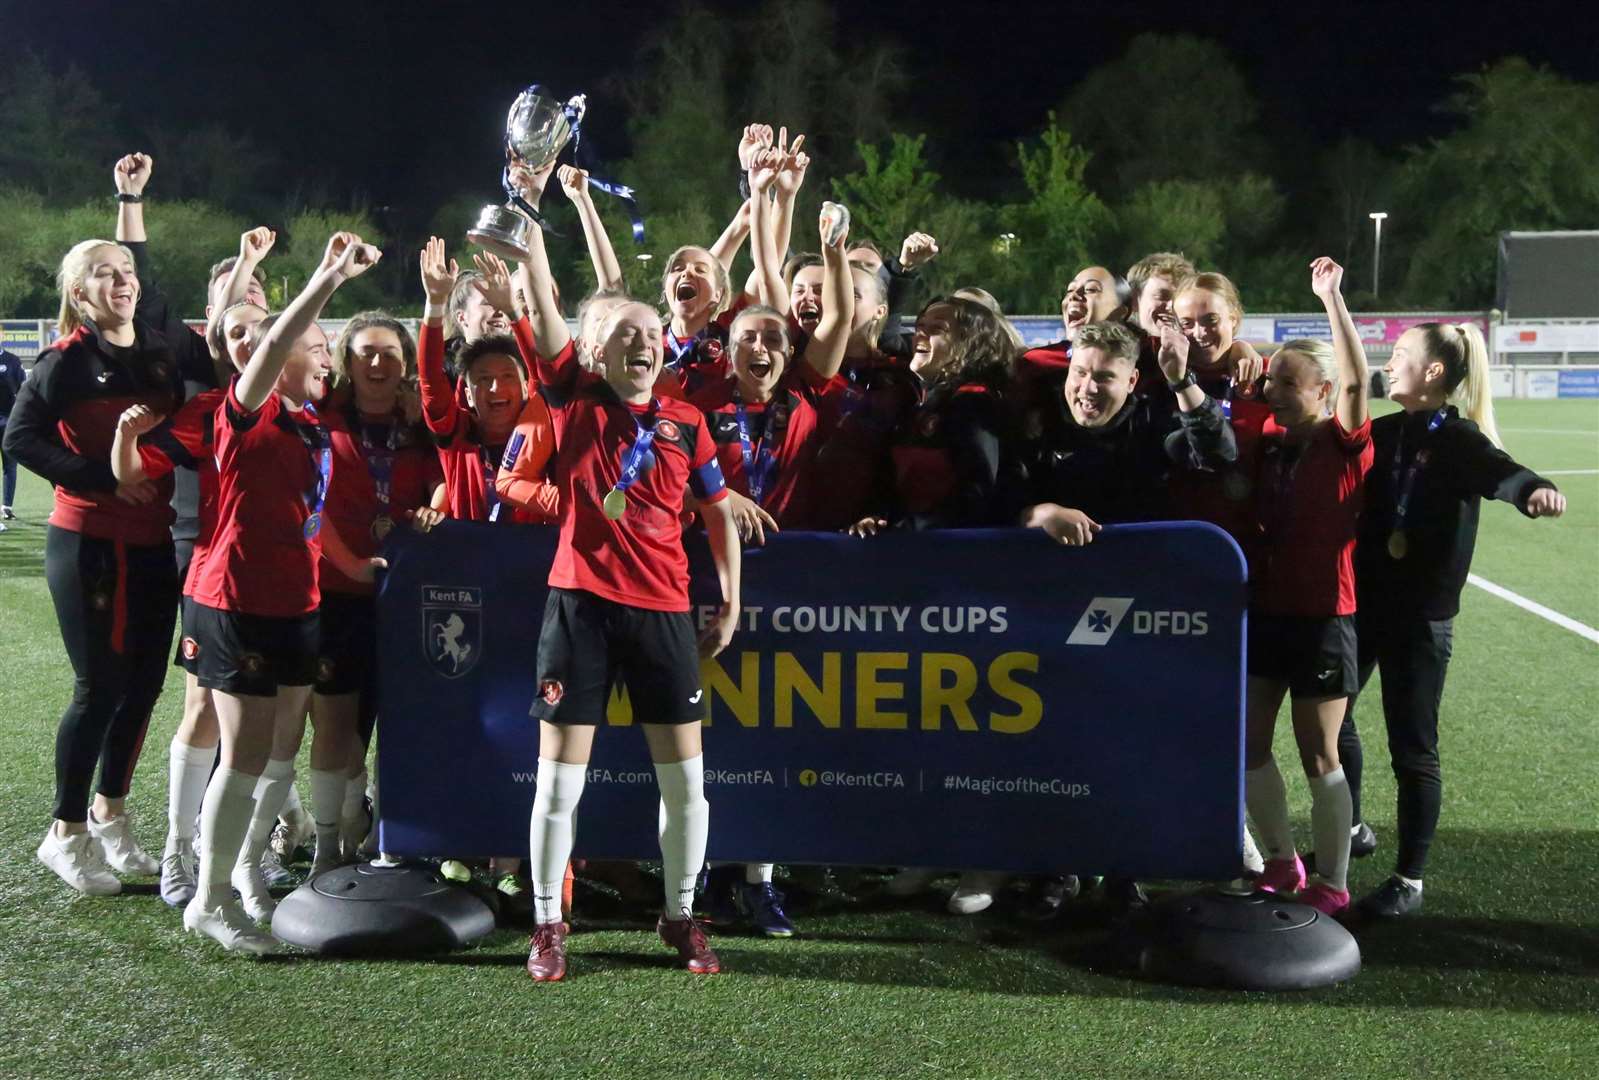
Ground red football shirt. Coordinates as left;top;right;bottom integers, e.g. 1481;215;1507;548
1250;415;1373;617
542;371;728;612
320;406;442;596
190;381;326;617
689;365;842;529
138;387;223;596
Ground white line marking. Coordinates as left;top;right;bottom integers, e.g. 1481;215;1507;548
1467;574;1599;645
1502;428;1599;436
1537;469;1599;476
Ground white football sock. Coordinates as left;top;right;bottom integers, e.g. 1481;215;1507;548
746;863;774;885
238;758;295;873
1241;825;1265;875
1308;766;1353;892
310;768;347;829
280;783;307;824
166;738;215;851
1397;874;1423;891
195;767;257;908
527;758;586;925
1244;758;1295;862
655;755;709;918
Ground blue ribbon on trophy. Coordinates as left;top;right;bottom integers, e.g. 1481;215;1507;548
561;98;647;245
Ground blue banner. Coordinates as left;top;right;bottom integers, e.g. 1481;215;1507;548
376;523;1247;879
1557;370;1599;398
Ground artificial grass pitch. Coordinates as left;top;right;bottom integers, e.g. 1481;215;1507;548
1;400;1596;1079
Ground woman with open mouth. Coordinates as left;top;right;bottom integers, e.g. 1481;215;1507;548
304;313;442;883
6;237;186;900
1241;257;1372;918
847;294;1023;916
688;191;857;938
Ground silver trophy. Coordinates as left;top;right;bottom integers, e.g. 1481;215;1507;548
467;87;586;260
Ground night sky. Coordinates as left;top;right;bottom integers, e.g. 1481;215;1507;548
8;0;1597;211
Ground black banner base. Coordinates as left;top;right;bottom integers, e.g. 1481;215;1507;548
1134;887;1361;991
271;863;495;956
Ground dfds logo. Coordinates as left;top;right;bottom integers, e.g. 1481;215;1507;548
1066;597;1207;646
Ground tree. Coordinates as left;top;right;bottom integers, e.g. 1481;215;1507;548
1396;58;1599;308
1061;34;1263;192
989;117;1112;313
268;208;387;316
832;134;941;253
0;52;119;204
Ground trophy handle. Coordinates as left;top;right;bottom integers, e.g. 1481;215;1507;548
501;165;560;237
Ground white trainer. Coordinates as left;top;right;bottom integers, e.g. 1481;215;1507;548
948;871;1008;915
884;867;942;897
88;811;160;875
231;862;278;923
37;827;121;896
159;841;198;907
183;898;279;954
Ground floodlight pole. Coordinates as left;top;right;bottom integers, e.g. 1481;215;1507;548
1369;212;1388;299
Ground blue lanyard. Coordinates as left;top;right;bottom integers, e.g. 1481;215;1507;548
300;404;332;539
664;331;697;372
1391;408;1447;531
482;445;507;524
614;400;661;495
356;413;398;511
734;398;777;504
1219;376;1234;420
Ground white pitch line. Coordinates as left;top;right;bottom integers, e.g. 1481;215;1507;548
1537;469;1599;476
1467;574;1599;645
1502;428;1599;436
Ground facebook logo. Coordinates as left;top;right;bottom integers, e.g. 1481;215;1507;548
1066;598;1134;646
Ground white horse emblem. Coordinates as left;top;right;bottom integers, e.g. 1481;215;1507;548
433;614;474;673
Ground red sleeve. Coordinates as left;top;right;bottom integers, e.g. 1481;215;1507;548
654;367;687;401
1334;415;1372;453
225;376;276;429
418;322;468;443
535;337;580;393
511;314;540;384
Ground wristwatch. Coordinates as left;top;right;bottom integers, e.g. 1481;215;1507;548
1167;370;1197;392
116;193;143;203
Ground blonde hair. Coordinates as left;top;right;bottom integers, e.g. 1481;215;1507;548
1420;322;1501;448
1175;271;1243;329
1127;252;1195;296
1276;338;1339;412
56;239;136;335
661;246;732;319
851;265;889;349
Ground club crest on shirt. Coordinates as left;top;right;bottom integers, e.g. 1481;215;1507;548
540;679;564;706
655;419;681;442
181;637;200;661
421;585;482;679
917;412;941;438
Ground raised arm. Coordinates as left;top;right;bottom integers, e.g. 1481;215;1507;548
769;128;807;269
418;236;466;435
205;227;275;358
1310;256;1369;432
801;203;854;382
519;198;573;365
239;233;379;412
113;152;151;244
558;165;623;292
710;199;752;273
746;148;788;312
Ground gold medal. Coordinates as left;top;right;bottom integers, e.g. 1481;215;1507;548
1387;530;1408;559
371;514;394;541
602;488;627;520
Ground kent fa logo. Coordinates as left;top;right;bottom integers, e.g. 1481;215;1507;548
422;585;483;678
1066;597;1134;646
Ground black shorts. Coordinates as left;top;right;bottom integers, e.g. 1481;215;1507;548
175;595;202;672
1247;612;1358;699
531;587;706;727
315;592;376;696
189;601;320;698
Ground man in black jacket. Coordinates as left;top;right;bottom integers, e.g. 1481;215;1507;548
0;346;24;526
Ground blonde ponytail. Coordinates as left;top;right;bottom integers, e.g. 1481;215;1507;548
55;239;135;338
1448;323;1501;449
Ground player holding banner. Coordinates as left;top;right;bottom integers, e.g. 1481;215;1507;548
515;188;742;982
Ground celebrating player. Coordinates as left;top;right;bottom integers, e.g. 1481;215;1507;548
1242;257;1370;917
5;239;183;895
1340;323;1565;917
516;208;742;982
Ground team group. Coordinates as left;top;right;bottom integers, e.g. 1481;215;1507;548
1;122;1565;981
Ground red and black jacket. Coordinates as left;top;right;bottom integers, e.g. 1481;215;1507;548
2;319;184;545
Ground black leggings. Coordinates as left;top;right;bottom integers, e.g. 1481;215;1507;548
1338;610;1454;880
44;526;179;822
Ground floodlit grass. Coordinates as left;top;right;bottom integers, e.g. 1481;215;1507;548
1;400;1596;1079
